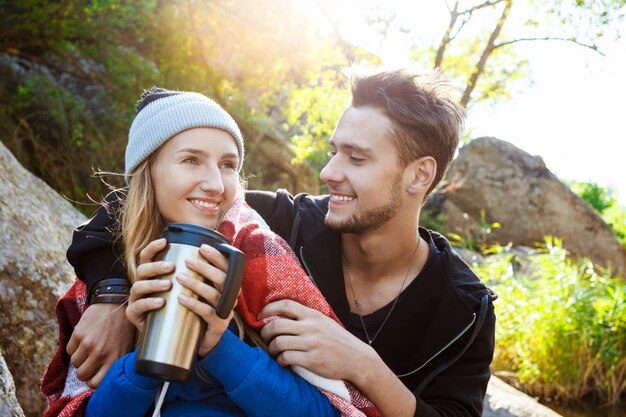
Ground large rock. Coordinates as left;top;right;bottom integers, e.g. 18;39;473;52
483;376;562;417
0;141;86;416
440;137;626;278
0;353;25;417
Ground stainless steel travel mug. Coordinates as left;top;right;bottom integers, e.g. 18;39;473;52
135;223;245;382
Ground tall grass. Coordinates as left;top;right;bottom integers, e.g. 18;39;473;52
474;237;626;406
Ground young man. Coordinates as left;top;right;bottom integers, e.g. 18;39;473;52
53;67;496;416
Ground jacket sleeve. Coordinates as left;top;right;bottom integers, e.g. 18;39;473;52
85;351;160;417
66;189;129;297
85;332;339;417
201;330;340;417
41;280;94;417
413;303;495;417
244;190;297;244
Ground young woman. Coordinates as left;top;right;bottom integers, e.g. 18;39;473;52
43;87;378;417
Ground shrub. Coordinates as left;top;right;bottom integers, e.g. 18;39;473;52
570;181;626;248
570;181;616;214
475;237;626;406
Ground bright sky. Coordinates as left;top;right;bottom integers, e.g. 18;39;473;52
467;25;626;206
308;0;626;205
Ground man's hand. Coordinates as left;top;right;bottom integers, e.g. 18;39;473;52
259;299;417;416
258;299;375;382
67;303;135;388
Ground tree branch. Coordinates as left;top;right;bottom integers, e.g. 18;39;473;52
313;0;357;61
494;37;604;55
459;0;504;15
435;1;459;68
449;12;472;41
460;0;511;107
435;0;505;68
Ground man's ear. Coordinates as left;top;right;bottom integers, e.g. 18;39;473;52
406;157;437;195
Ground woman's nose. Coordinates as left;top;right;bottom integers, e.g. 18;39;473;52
199;167;224;194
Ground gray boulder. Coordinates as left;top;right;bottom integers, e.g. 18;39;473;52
441;137;626;278
0;353;25;417
0;141;86;416
483;376;562;417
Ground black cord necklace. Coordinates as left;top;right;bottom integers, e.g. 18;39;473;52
344;237;421;345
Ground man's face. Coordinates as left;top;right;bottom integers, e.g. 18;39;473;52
320;106;406;234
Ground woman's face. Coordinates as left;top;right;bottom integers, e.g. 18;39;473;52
150;127;240;230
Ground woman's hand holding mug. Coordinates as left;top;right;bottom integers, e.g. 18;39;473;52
126;237;235;356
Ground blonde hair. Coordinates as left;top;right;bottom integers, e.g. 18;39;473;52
121;158;164;282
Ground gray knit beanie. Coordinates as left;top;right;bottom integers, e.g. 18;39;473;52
125;87;244;182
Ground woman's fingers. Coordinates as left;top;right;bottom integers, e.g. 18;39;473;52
176;273;221;307
199;244;229;271
177;287;233;357
128;279;171;302
126;278;170;330
138;238;167;265
135;238;172;282
126;297;164;331
185;256;227;291
136;261;173;282
178;292;216;320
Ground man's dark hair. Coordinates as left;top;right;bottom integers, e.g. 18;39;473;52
349;66;465;194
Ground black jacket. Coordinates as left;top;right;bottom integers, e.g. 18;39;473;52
68;189;496;417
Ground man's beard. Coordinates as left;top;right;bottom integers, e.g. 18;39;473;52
325;173;402;234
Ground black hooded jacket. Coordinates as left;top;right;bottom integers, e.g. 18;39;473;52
68;189;496;417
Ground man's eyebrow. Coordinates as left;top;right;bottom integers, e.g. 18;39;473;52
329;140;372;154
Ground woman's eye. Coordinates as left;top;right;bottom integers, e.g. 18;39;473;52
349;155;364;163
182;157;199;165
220;161;236;170
327;150;337;158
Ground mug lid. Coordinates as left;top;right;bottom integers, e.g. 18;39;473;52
163;223;228;247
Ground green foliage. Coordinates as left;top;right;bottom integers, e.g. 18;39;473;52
284;57;351;170
419;204;447;235
1;0;365;208
570;181;626;247
476;237;626;405
448;209;501;252
571;181;616;213
603;205;626;247
3;0;625;209
414;36;529;107
1;0;157;206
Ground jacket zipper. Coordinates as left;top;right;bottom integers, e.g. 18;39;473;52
301;245;478;379
299;246;319;287
395;312;477;378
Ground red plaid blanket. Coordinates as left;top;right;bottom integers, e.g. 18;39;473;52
41;195;381;417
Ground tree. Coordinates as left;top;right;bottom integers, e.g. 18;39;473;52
4;0;621;205
0;0;370;203
0;0;158;204
431;0;625;107
316;0;625;108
